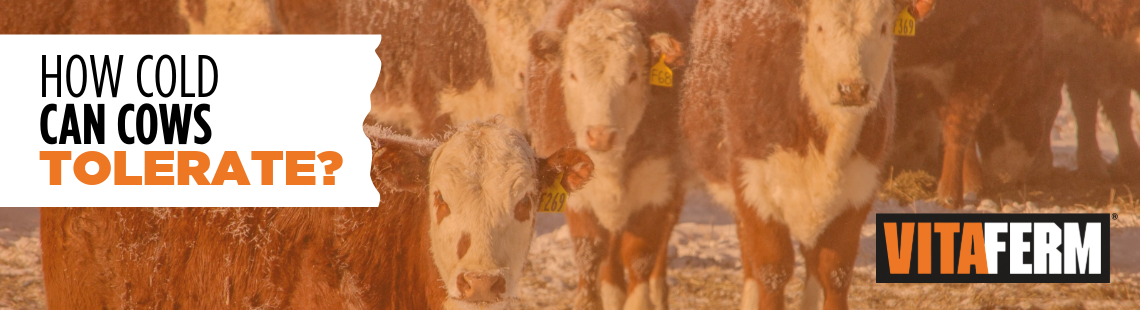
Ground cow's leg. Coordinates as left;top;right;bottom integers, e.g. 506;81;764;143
937;94;985;208
735;202;794;310
963;139;982;203
800;204;872;310
602;230;628;310
1069;82;1110;179
620;194;682;310
1102;88;1140;178
568;208;612;310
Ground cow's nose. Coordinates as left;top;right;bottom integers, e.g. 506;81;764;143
586;126;618;152
837;81;871;106
457;272;507;302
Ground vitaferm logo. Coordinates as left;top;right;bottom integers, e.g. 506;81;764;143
876;214;1110;283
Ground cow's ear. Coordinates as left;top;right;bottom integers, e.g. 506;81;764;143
649;32;685;67
371;140;435;193
530;29;564;62
537;147;594;192
897;0;935;21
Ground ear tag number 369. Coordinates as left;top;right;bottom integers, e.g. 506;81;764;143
894;9;916;37
649;55;673;88
538;172;568;213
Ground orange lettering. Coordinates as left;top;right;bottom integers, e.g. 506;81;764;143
178;151;211;185
885;222;915;274
212;151;250;185
40;151;71;185
958;222;988;274
934;222;960;274
74;151;110;185
252;151;282;185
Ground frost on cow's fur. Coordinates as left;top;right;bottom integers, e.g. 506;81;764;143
686;0;898;247
425;117;539;306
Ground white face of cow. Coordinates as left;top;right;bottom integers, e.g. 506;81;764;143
800;0;902;109
559;8;654;155
369;118;594;310
427;121;539;309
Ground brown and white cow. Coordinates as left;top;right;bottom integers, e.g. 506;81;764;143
894;0;1051;207
310;0;550;137
682;0;931;308
525;0;690;309
42;118;594;310
1042;5;1140;179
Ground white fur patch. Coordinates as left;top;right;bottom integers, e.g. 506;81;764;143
623;283;652;310
741;279;760;310
426;119;538;301
569;157;675;232
800;276;823;310
602;281;627;310
739;153;879;247
706;182;738;214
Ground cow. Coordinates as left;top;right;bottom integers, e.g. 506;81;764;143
1042;5;1140;180
893;0;1052;207
681;0;932;309
284;0;550;137
41;118;595;310
524;0;691;309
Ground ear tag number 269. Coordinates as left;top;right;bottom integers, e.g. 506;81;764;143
649;55;673;88
538;172;569;213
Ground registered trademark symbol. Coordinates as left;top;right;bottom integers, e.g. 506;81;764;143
1112;213;1119;220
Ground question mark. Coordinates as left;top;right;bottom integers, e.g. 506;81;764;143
317;151;343;185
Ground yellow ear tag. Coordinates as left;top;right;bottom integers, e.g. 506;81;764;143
649;55;673;88
894;9;916;37
538;172;569;213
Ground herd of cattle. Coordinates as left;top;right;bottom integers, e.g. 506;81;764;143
6;0;1139;309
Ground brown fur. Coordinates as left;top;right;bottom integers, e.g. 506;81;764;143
895;0;1048;207
0;0;188;34
41;206;447;310
351;0;493;138
1051;0;1140;38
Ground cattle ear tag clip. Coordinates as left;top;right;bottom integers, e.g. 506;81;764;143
894;9;916;36
538;172;569;213
649;55;673;88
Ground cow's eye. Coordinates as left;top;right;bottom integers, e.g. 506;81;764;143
514;193;533;222
435;191;450;225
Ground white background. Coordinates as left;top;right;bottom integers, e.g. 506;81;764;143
0;35;382;206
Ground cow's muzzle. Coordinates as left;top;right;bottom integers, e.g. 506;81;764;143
837;81;871;107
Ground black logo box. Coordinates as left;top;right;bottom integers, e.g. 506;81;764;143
876;213;1110;283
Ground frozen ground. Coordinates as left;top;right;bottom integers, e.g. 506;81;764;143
2;93;1139;309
